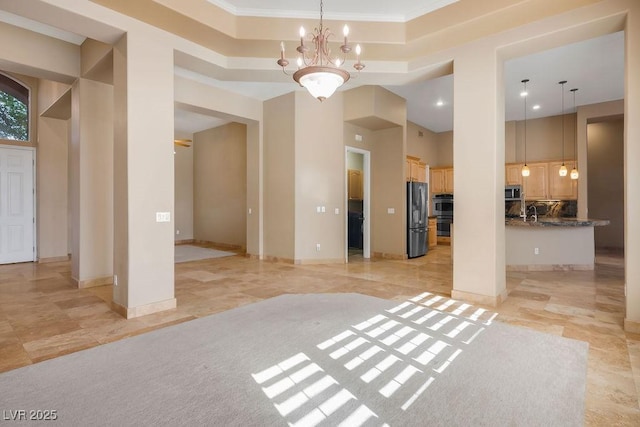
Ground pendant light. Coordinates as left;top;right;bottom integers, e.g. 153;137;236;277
521;79;530;177
570;88;579;180
558;80;568;177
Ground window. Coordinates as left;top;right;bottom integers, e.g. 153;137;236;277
0;73;29;141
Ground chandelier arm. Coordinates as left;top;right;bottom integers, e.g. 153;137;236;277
276;0;364;101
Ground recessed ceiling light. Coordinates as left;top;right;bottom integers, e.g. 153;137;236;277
436;100;444;106
532;104;541;110
520;90;528;97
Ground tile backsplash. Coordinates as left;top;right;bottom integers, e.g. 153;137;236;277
505;200;577;218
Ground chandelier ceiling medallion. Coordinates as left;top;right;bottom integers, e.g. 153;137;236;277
277;0;364;102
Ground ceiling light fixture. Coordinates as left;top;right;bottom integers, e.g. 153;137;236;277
532;105;540;110
558;80;568;177
570;88;579;180
277;0;364;102
521;79;530;177
436;100;444;106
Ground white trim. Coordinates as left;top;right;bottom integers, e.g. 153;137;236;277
345;146;371;260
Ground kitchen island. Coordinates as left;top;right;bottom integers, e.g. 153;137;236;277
505;217;610;271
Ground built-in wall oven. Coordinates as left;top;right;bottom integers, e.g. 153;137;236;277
432;194;453;237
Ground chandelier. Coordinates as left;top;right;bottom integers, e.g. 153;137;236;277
277;0;364;101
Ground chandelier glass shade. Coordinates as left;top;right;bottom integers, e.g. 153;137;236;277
277;0;364;101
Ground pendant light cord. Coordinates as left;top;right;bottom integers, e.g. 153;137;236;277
560;81;566;165
523;80;527;165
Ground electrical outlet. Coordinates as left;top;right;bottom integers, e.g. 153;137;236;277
176;229;180;235
316;243;321;252
534;247;539;255
113;274;118;286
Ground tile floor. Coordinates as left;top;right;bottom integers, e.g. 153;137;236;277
0;245;638;425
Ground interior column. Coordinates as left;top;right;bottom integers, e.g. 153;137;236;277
624;5;640;332
112;32;175;318
69;78;114;288
450;43;507;306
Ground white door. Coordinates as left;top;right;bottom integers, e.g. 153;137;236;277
0;146;35;264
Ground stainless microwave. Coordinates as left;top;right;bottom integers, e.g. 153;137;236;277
505;185;522;201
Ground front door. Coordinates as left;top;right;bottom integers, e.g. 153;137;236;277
0;146;35;264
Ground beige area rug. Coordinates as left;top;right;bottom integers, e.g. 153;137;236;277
174;244;236;263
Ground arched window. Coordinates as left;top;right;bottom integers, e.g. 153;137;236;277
0;73;29;142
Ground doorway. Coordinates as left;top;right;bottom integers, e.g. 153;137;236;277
345;147;370;261
587;118;624;254
0;145;36;264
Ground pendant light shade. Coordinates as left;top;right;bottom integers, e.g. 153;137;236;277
521;79;530;177
558;80;567;177
570;88;579;180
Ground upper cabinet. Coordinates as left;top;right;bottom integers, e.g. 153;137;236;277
548;161;578;199
406;156;427;183
522;162;548;200
348;169;363;200
431;167;453;194
506;163;523;186
512;160;577;200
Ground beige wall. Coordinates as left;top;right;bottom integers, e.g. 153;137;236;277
37;117;69;260
406;121;439;166
69;78;113;285
263;93;295;260
174;133;193;241
426;113;579;169
370;126;407;257
193;123;247;248
0;22;79;83
344;86;407;258
587;120;624;249
510;113;577;164
436;131;453;166
294;92;345;262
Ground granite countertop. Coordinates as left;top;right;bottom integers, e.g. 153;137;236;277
505;217;610;227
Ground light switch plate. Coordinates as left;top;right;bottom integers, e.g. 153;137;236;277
156;212;171;222
387;208;395;214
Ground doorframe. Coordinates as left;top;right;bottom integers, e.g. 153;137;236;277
345;146;370;261
0;144;37;263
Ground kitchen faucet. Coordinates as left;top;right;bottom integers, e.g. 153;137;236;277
519;193;527;222
528;204;538;222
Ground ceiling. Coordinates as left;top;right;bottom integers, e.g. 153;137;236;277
0;1;625;135
206;0;459;22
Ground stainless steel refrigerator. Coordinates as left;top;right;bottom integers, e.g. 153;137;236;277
407;182;428;258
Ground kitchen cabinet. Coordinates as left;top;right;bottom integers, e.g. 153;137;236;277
428;217;437;248
522;162;548;200
406;156;426;182
548;161;577;199
417;162;427;183
348;169;363;200
506;163;523;186
430;167;453;194
513;160;577;200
